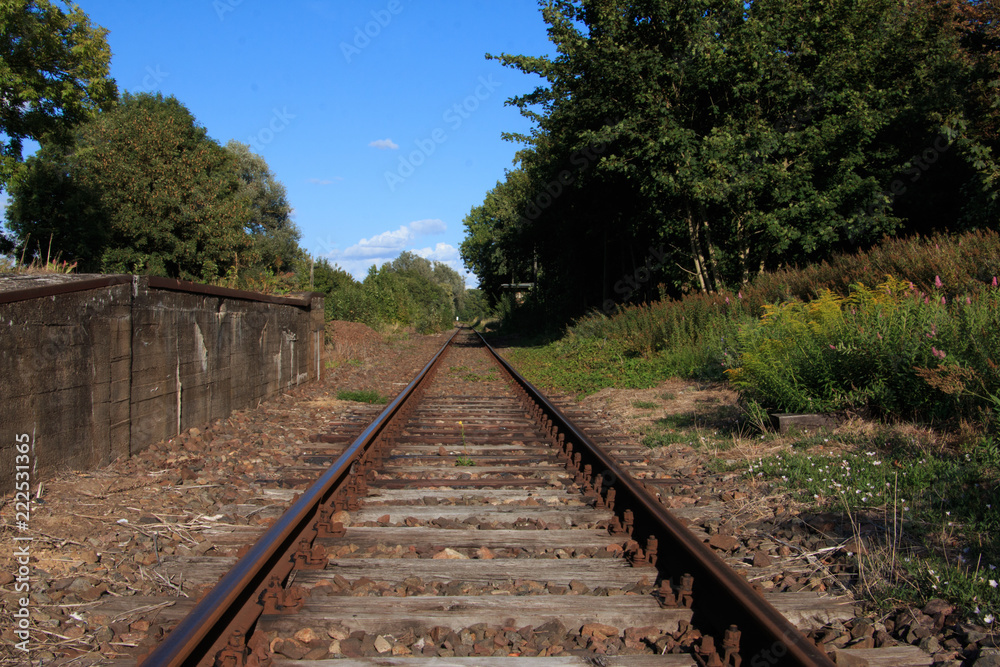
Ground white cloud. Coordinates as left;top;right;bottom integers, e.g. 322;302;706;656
369;138;399;150
318;219;458;281
412;242;458;263
307;177;343;185
339;219;447;260
342;227;413;259
408;218;446;235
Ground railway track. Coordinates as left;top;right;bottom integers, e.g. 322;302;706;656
129;328;926;666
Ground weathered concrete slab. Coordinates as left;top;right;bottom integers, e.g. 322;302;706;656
0;274;324;494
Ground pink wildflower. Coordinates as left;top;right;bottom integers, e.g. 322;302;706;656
738;291;743;299
725;296;730;304
925;296;930;305
935;275;943;288
993;276;998;287
967;296;972;305
829;345;836;350
941;296;946;305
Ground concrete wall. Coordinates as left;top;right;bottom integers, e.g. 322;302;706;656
0;275;324;494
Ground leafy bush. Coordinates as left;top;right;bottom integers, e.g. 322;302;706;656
728;276;1000;422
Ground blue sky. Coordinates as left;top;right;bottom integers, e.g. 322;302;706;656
10;1;557;286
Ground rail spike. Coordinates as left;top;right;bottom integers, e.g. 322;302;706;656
260;574;306;614
679;572;695;609
722;625;742;667
213;630;272;667
293;539;328;569
695;635;725;667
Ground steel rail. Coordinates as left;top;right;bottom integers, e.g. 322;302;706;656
140;327;460;666
477;330;837;667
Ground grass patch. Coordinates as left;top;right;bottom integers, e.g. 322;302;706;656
639;404;745;453
744;430;1000;623
336;389;388;404
449;364;500;383
632;400;659;409
496;336;674;397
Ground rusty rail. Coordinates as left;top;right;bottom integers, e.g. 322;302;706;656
477;329;836;667
139;328;459;666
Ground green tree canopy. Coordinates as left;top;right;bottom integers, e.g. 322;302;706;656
0;0;117;190
466;0;998;322
225;140;304;276
6;92;251;279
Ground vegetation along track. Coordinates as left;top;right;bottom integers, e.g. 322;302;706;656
133;329;911;666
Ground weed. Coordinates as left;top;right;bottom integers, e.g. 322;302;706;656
728;276;1000;424
336;389;388;404
642;431;692;448
632;400;659;409
746;431;999;622
450;364;499;383
454;421;475;466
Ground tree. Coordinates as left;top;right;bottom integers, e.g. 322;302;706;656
458;288;493;321
460;168;540;308
432;261;466;318
225;140;304;276
470;0;993;323
5;93;251;279
0;0;117;191
3;139;107;267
